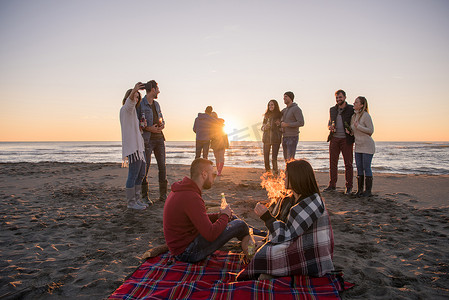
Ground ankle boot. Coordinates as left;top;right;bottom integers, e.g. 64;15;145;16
141;183;151;203
363;176;373;197
126;188;146;210
135;184;152;206
159;180;168;202
355;175;364;197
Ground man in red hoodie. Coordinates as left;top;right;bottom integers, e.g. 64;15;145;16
163;158;252;263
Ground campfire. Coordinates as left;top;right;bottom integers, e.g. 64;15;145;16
260;170;292;211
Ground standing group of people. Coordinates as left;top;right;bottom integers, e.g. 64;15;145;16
119;81;167;210
193;106;229;176
119;82;375;212
261;89;375;197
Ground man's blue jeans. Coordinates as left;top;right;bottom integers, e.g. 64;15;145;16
282;136;299;161
143;138;167;185
355;152;374;177
175;219;249;263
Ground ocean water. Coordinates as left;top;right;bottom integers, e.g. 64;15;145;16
0;141;448;175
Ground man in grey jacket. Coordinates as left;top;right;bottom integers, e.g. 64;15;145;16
280;91;305;161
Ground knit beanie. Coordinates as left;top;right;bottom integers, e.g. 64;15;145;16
284;91;295;101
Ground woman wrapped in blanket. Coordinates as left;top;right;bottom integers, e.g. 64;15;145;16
237;159;334;280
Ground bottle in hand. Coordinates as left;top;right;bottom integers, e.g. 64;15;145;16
247;228;256;258
220;193;227;209
140;113;146;133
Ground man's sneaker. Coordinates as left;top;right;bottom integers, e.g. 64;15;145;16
323;186;336;192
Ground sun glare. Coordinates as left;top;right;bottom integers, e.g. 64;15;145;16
223;118;242;135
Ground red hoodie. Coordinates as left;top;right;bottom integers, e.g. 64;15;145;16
163;177;229;256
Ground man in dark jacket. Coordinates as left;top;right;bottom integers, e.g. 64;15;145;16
193;106;215;159
325;89;354;195
163;158;252;263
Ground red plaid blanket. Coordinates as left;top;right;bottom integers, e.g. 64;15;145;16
109;251;353;300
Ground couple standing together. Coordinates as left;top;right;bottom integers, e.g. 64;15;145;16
325;89;375;197
193;106;229;176
261;91;305;174
119;81;167;210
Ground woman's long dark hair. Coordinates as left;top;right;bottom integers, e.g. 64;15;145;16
264;99;282;119
286;159;321;200
274;159;321;222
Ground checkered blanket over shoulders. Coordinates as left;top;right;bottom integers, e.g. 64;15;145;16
267;193;325;244
237;194;334;279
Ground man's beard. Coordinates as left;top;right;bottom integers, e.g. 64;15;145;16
203;178;212;190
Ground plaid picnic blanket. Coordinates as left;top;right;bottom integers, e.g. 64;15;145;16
109;251;353;300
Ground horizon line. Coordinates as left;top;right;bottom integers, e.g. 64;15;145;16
1;140;448;143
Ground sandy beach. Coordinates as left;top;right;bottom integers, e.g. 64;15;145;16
1;162;448;299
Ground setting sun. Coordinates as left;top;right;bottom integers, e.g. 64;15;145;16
223;117;243;135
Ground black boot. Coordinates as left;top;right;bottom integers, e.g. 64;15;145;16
344;186;352;195
363;176;373;197
355;175;364;197
159;180;168;202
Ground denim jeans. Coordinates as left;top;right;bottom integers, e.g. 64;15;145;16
126;158;146;188
355;152;374;177
329;137;353;188
263;143;280;172
175;219;250;263
143;138;167;185
282;136;299;161
195;140;210;159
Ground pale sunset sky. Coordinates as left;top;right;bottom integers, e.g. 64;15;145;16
1;0;448;142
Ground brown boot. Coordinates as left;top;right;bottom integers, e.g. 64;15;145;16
141;182;153;204
159;180;168;202
136;184;152;206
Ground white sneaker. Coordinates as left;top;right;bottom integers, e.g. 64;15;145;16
137;200;149;207
127;201;147;210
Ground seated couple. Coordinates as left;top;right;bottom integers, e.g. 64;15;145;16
163;158;334;280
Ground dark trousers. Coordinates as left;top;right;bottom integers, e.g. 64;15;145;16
263;143;280;172
195;140;210;159
143;138;167;185
329;137;353;188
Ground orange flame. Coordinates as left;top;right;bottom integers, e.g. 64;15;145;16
260;170;292;207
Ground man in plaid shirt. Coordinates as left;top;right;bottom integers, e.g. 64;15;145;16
237;160;334;280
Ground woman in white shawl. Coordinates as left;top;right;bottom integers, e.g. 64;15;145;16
120;82;149;210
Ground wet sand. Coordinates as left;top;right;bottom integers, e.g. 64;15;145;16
0;162;448;299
